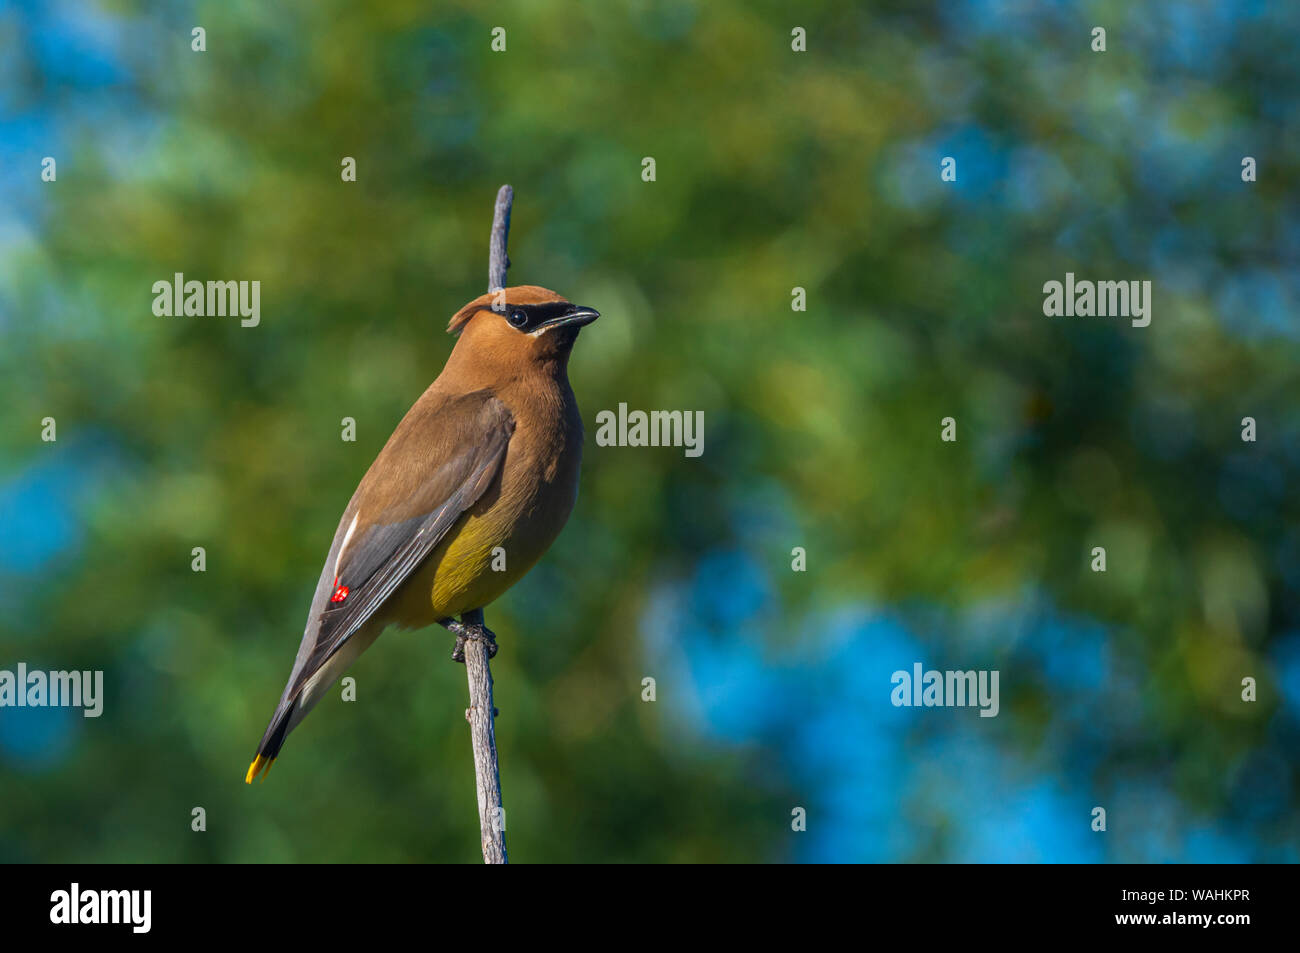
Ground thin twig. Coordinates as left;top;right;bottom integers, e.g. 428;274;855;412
488;184;513;294
464;186;513;864
463;612;506;864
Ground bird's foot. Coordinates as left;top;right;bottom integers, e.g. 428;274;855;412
452;625;498;663
440;616;499;663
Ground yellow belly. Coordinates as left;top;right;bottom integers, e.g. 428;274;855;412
384;475;575;625
380;385;583;627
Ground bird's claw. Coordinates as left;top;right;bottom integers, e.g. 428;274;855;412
447;621;498;663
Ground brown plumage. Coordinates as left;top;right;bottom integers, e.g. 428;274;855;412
246;285;598;782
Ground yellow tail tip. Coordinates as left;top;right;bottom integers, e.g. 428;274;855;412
245;754;274;784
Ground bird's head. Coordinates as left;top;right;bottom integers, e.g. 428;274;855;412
445;285;599;373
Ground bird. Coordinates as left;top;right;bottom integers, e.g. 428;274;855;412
245;285;599;783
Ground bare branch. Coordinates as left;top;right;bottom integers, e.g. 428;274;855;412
463;630;506;864
488;185;513;294
464;185;513;864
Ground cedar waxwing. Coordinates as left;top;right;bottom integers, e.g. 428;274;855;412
246;285;599;782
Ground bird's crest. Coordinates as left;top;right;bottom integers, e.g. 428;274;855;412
447;285;567;335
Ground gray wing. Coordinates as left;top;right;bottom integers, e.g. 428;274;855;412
254;390;514;758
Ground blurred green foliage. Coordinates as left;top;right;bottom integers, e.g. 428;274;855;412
1;0;1298;862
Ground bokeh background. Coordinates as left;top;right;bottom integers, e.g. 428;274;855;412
2;0;1298;863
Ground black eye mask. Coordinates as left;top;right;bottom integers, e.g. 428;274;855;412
482;301;583;333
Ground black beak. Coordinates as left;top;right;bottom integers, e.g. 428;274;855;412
539;305;600;331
